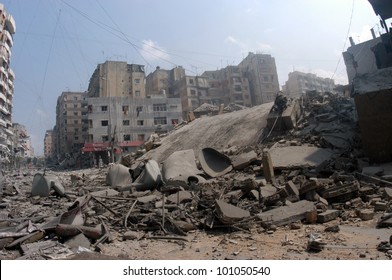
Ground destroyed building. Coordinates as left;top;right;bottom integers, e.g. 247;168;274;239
0;4;16;168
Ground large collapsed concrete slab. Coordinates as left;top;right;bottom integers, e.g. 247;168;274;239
142;102;273;163
269;146;335;169
257;200;316;226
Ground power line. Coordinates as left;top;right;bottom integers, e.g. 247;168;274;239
331;0;355;81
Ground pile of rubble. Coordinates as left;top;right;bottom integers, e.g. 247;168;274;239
0;91;391;260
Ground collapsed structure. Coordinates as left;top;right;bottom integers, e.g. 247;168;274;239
0;90;391;260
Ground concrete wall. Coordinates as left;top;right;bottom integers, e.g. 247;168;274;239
343;37;382;82
87;96;182;144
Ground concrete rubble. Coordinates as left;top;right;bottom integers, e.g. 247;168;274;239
1;91;392;260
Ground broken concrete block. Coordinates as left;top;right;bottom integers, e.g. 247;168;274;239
215;199;250;224
162;149;203;183
305;209;318;224
384;188;392;200
64;233;91;252
358;209;375;221
31;173;51;197
319;180;360;202
89;189;119;197
167;191;192;204
269;146;334;169
285;180;299;197
317;210;340;223
257;200;316;226
199;148;233;178
374;202;388;212
262;150;275;183
299;179;322;195
122;231;143;241
106;163;132;188
232;151;258;170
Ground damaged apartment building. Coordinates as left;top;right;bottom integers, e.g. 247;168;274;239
343;0;392;163
0;4;15;166
50;61;183;165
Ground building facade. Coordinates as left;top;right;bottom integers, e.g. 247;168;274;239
283;71;335;98
238;52;280;104
145;66;186;97
0;3;15;166
44;129;54;160
88;61;146;99
54;91;88;161
86;95;182;155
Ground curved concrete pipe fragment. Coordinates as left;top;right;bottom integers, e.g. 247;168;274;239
106;163;132;188
31;173;51;197
162;149;205;185
119;160;162;192
199;147;233;178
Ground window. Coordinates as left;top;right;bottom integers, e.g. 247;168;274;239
123;134;131;141
134;78;140;84
137;134;145;141
74;136;79;141
101;106;108;112
122;105;129;114
123;120;130;126
190;90;196;96
137;120;144;126
102;135;109;142
74;96;78;101
135;90;141;97
89;120;93;128
101;120;109;126
153;104;167;111
234;85;242;91
263;76;269;82
154;117;167;125
73;104;78;108
74;128;79;133
74;112;78;116
189;78;194;85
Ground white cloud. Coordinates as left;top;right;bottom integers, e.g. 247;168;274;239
225;36;273;54
141;40;170;61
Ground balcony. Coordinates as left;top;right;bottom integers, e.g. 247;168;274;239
4;30;13;47
8;68;14;80
0;119;6;127
0;92;5;102
6;14;16;34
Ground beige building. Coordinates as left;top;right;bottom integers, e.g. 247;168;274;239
0;3;15;165
145;66;185;97
238;52;280;104
88;61;146;99
283;71;335;97
203;66;251;107
174;75;210;118
44;129;54;160
55;91;88;160
12;123;33;158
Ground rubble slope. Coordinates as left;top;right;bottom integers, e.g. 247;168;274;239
143;102;273;163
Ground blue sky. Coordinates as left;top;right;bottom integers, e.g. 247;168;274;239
3;0;382;156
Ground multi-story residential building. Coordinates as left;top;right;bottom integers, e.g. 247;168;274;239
203;66;251;107
81;61;183;164
174;75;209;118
54;91;88;161
44;129;54;160
85;96;182;156
238;52;280;104
0;3;15;166
12;122;33;157
145;66;185;97
283;71;335;98
88;61;146;99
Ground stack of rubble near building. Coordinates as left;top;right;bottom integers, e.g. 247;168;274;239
0;92;391;260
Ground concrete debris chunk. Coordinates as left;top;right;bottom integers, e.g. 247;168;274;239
199;148;233;178
231;150;258;170
257;200;316;226
317;210;340;223
215;199;250;224
105;163;132;188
